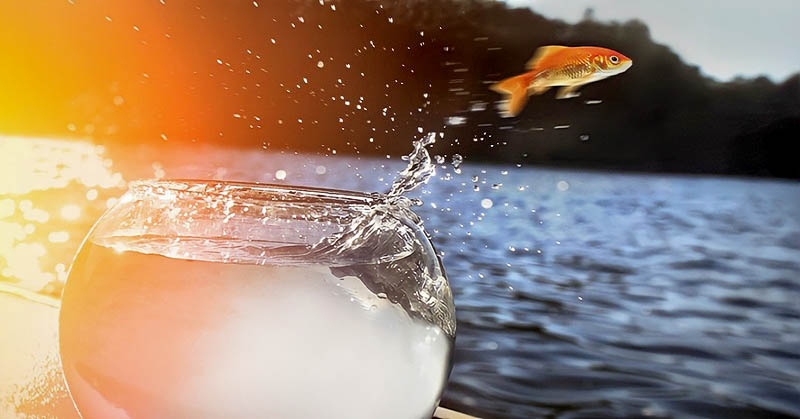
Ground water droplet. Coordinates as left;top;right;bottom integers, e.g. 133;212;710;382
481;198;493;209
275;170;287;180
446;116;467;126
451;154;463;169
317;60;324;68
557;181;569;191
579;134;590;141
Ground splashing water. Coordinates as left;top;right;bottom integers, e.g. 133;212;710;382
89;132;457;336
388;132;438;199
304;132;455;335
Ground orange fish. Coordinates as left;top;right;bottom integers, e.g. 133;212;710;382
491;45;633;117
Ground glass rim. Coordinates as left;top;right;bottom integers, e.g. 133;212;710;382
127;178;384;206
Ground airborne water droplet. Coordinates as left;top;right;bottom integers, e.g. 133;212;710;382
451;154;463;169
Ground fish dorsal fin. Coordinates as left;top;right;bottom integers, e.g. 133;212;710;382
525;45;568;70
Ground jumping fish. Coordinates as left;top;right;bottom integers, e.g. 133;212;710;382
491;45;633;117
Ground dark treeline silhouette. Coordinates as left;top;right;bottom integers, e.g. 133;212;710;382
371;0;800;178
8;0;799;178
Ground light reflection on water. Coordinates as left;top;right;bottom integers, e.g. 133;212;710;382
0;136;125;293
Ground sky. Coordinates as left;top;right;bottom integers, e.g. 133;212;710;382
504;0;800;81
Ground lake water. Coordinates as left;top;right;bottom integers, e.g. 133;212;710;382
2;138;800;418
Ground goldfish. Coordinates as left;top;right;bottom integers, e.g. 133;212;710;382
491;45;633;117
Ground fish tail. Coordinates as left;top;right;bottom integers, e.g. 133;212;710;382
491;74;531;117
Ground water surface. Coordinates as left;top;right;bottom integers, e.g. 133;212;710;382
2;139;799;418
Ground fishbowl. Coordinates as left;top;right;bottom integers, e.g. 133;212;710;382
59;180;456;419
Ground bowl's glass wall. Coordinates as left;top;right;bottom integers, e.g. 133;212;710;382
59;180;455;419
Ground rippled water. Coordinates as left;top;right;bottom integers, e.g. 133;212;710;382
2;138;799;418
429;170;800;418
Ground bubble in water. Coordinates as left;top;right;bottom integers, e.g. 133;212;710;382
481;198;493;209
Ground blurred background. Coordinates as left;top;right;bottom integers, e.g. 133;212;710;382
1;1;799;418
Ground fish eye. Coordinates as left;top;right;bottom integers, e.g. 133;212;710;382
609;56;620;64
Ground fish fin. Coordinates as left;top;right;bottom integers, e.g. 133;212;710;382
529;85;550;96
555;85;582;99
491;74;530;117
526;45;568;70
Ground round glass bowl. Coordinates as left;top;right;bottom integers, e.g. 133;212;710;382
59;180;455;419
